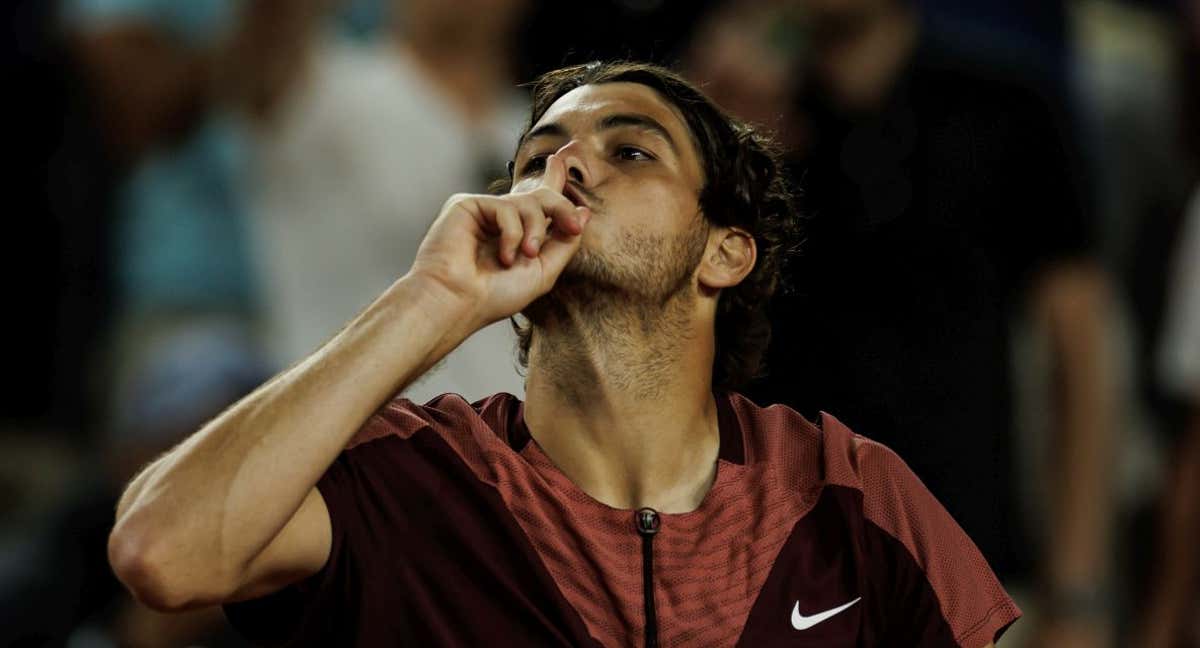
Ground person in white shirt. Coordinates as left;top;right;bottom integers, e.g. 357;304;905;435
234;0;531;402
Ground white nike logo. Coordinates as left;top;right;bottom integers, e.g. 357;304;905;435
791;597;861;630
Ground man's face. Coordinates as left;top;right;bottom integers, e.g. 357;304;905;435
510;82;709;302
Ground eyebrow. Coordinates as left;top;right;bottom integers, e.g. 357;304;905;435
517;112;680;156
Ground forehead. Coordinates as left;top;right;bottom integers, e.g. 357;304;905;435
532;82;699;156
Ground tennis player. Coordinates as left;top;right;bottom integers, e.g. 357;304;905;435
108;61;1019;647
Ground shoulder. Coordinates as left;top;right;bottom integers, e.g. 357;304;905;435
346;391;522;450
727;393;916;501
729;395;1020;646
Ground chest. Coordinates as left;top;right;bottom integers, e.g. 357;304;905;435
366;451;889;647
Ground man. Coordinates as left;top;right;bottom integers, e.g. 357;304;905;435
107;62;1019;647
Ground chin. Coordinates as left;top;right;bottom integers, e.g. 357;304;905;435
561;247;622;287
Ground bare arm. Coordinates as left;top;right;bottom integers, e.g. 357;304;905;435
107;277;474;611
108;155;589;611
1032;261;1116;636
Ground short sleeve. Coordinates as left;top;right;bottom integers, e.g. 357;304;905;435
855;437;1022;648
221;451;366;646
220;394;489;645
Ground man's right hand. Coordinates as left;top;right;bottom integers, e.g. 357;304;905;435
408;153;591;333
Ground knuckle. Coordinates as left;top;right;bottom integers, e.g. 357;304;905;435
509;193;538;210
444;192;471;208
520;205;544;224
496;203;518;221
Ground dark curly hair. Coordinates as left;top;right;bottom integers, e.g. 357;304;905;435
501;61;803;393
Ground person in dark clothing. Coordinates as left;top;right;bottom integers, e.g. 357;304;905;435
745;1;1115;646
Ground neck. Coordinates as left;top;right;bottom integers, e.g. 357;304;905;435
396;24;513;124
522;289;721;514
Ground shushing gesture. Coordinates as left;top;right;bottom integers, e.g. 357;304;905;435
409;153;591;331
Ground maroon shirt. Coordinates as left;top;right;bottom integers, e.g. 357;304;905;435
223;392;1020;646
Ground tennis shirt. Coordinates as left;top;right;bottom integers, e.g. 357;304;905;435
223;392;1021;646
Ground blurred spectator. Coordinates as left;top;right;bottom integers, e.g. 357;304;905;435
0;324;265;646
681;0;807;151
231;0;530;403
686;1;1117;646
1135;5;1200;642
1070;3;1196;643
65;0;257;316
63;1;265;494
1139;185;1200;647
2;1;382;643
65;0;394;414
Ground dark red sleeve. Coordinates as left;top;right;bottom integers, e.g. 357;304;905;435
817;412;1021;647
220;394;463;645
221;451;366;646
854;435;1021;647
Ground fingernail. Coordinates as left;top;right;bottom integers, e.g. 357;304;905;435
529;237;541;250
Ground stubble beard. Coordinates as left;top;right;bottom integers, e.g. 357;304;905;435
529;222;708;323
522;220;709;400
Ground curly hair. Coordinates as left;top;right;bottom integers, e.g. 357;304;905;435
502;61;803;393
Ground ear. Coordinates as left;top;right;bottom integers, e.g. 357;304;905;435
698;226;756;291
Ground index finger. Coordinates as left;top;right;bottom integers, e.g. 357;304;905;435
537;153;567;194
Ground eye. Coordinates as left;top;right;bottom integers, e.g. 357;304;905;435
616;146;654;162
519;154;549;177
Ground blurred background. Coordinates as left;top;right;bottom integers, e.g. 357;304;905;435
1;0;1197;645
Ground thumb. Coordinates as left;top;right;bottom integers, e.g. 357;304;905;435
538;153;567;194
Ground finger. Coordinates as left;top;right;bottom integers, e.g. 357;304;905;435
486;201;523;267
525;189;578;250
537;152;567;194
514;200;551;258
544;200;588;238
536;206;591;280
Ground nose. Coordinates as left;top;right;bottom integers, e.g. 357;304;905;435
553;140;593;186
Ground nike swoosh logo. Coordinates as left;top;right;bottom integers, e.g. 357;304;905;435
791;597;862;630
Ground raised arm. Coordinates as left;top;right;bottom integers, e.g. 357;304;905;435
107;155;589;611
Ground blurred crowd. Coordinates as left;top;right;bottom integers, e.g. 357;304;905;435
2;0;1198;646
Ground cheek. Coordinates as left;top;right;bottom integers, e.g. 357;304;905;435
611;180;700;234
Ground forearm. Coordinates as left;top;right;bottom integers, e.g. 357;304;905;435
1038;264;1116;593
109;275;473;598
